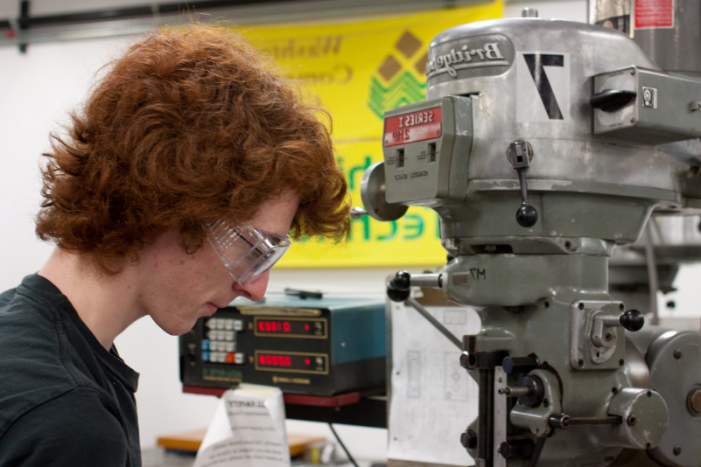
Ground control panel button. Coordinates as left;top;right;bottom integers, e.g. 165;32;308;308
233;320;244;332
226;352;236;364
225;342;235;353
202;351;210;362
216;320;226;330
224;320;234;330
235;353;245;365
201;339;211;351
224;331;235;341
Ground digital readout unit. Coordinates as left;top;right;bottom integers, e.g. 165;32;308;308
180;296;386;396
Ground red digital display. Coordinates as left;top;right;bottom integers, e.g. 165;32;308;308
257;320;291;333
254;318;326;338
255;352;326;373
258;354;292;367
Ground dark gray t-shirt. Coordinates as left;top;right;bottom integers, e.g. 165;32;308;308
0;274;141;466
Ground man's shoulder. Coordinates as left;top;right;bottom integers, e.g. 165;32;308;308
0;279;105;440
0;387;129;466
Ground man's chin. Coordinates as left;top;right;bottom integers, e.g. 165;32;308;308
153;318;198;336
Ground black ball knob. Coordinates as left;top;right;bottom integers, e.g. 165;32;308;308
387;282;411;302
392;271;411;291
516;204;538;228
620;309;644;332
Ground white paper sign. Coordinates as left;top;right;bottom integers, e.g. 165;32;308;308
193;384;290;467
387;302;481;465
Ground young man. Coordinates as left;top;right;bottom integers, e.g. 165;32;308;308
0;26;349;466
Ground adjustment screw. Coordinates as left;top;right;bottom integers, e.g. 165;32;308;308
674;349;683;359
627;415;637;426
460;432;468;447
688;388;701;414
673;446;682;456
461;429;477;449
460;353;469;368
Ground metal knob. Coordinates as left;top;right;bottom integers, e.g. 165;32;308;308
350;207;367;219
619;309;644;332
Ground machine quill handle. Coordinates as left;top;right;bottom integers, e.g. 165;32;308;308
516;169;538;228
508;140;538;228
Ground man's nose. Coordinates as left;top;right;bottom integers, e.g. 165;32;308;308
233;271;269;302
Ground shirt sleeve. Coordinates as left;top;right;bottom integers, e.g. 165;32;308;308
0;387;129;467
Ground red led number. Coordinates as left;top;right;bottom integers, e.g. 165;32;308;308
258;354;292;367
258;320;294;333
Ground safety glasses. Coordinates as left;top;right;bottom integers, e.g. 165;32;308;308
206;220;291;285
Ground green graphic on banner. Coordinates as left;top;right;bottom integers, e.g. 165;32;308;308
367;30;428;119
368;72;426;119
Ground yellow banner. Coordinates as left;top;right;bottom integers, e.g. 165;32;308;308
236;2;502;267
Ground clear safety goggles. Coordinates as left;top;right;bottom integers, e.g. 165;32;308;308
206;220;291;285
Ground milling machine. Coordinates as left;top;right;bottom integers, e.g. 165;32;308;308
352;2;701;466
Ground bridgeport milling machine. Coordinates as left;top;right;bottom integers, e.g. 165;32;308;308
351;4;701;467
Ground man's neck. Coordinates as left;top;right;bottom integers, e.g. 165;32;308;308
38;249;147;350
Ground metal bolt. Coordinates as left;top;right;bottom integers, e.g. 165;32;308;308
460;432;469;447
688;388;701;414
674;349;683;359
630;118;636;123
630;69;635;75
627;415;637;426
498;377;503;383
604;333;612;342
460;353;469;368
673;446;682;456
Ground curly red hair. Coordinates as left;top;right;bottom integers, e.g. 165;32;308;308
36;25;349;273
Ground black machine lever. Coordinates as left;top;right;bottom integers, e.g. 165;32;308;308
508;141;538;228
590;89;637;112
548;413;622;430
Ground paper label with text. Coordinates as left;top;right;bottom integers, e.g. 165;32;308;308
193;384;289;467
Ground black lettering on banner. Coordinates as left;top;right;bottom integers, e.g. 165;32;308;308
523;54;564;120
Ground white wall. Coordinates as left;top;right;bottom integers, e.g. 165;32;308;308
7;0;699;463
